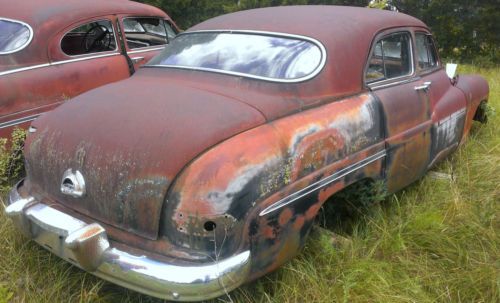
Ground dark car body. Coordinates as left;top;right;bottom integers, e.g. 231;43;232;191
5;6;489;301
0;0;178;138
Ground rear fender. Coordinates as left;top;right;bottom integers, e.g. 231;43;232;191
161;93;385;277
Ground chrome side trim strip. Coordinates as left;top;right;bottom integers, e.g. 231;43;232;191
0;53;120;77
127;46;165;54
0;17;34;55
146;29;327;83
259;150;387;216
0;63;51;77
51;53;120;66
0;113;40;129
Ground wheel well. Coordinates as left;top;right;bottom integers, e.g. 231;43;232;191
473;100;489;123
316;178;387;230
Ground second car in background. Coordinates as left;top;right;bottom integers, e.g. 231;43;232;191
0;0;178;138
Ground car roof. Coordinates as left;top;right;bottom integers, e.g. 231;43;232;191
188;5;427;96
190;5;425;40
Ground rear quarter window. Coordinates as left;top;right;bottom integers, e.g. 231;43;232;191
0;18;33;54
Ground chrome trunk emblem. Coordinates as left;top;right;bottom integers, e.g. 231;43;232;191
61;169;86;198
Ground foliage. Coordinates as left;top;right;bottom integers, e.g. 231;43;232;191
368;0;388;9
0;128;26;193
0;285;13;303
136;0;499;64
0;65;498;302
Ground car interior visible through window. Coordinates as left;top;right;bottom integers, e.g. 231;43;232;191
366;32;412;83
416;33;439;70
123;17;175;50
61;20;117;56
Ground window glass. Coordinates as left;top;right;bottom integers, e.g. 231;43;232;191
416;33;438;70
0;18;32;54
366;32;412;83
147;32;324;81
123;18;175;49
61;20;117;56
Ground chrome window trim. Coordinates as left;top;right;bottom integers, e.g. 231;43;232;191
0;52;120;77
369;76;420;90
259;150;387;216
146;30;328;83
365;31;415;86
0;113;40;130
0;17;34;55
60;19;118;58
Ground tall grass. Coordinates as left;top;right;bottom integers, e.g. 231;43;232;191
1;66;498;303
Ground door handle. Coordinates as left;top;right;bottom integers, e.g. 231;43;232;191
131;57;145;64
414;81;432;91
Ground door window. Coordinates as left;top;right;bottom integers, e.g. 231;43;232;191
123;17;175;50
366;32;413;83
0;18;32;54
61;20;117;56
415;33;439;70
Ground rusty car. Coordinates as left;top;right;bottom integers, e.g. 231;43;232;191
4;5;489;301
0;0;178;138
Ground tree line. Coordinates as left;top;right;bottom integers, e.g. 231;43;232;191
136;0;499;65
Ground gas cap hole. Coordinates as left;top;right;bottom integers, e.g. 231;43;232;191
204;221;216;232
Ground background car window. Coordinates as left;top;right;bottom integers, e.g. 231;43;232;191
416;33;438;70
61;20;117;56
366;32;412;83
123;18;175;49
0;18;32;54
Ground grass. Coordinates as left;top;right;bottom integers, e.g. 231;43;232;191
1;65;498;303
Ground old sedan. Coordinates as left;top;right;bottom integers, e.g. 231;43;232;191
5;5;489;302
0;0;178;138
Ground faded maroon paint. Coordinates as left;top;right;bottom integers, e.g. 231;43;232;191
25;77;266;239
0;0;178;139
17;5;490;294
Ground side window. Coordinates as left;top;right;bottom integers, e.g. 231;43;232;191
0;18;33;54
415;33;439;70
61;20;117;56
366;32;413;83
123;17;176;50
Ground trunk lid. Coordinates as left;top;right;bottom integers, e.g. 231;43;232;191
24;75;266;239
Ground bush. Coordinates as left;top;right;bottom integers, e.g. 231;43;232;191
0;128;27;193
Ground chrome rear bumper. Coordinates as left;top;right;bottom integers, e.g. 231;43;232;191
4;181;251;301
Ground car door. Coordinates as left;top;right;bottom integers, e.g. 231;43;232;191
366;30;432;193
118;16;176;70
46;16;131;103
414;32;468;168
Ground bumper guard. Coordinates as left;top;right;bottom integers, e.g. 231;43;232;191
4;181;251;301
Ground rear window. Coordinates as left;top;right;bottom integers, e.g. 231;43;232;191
0;18;32;54
146;31;326;82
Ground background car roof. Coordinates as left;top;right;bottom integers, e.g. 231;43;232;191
189;6;427;96
1;0;170;69
3;0;169;27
